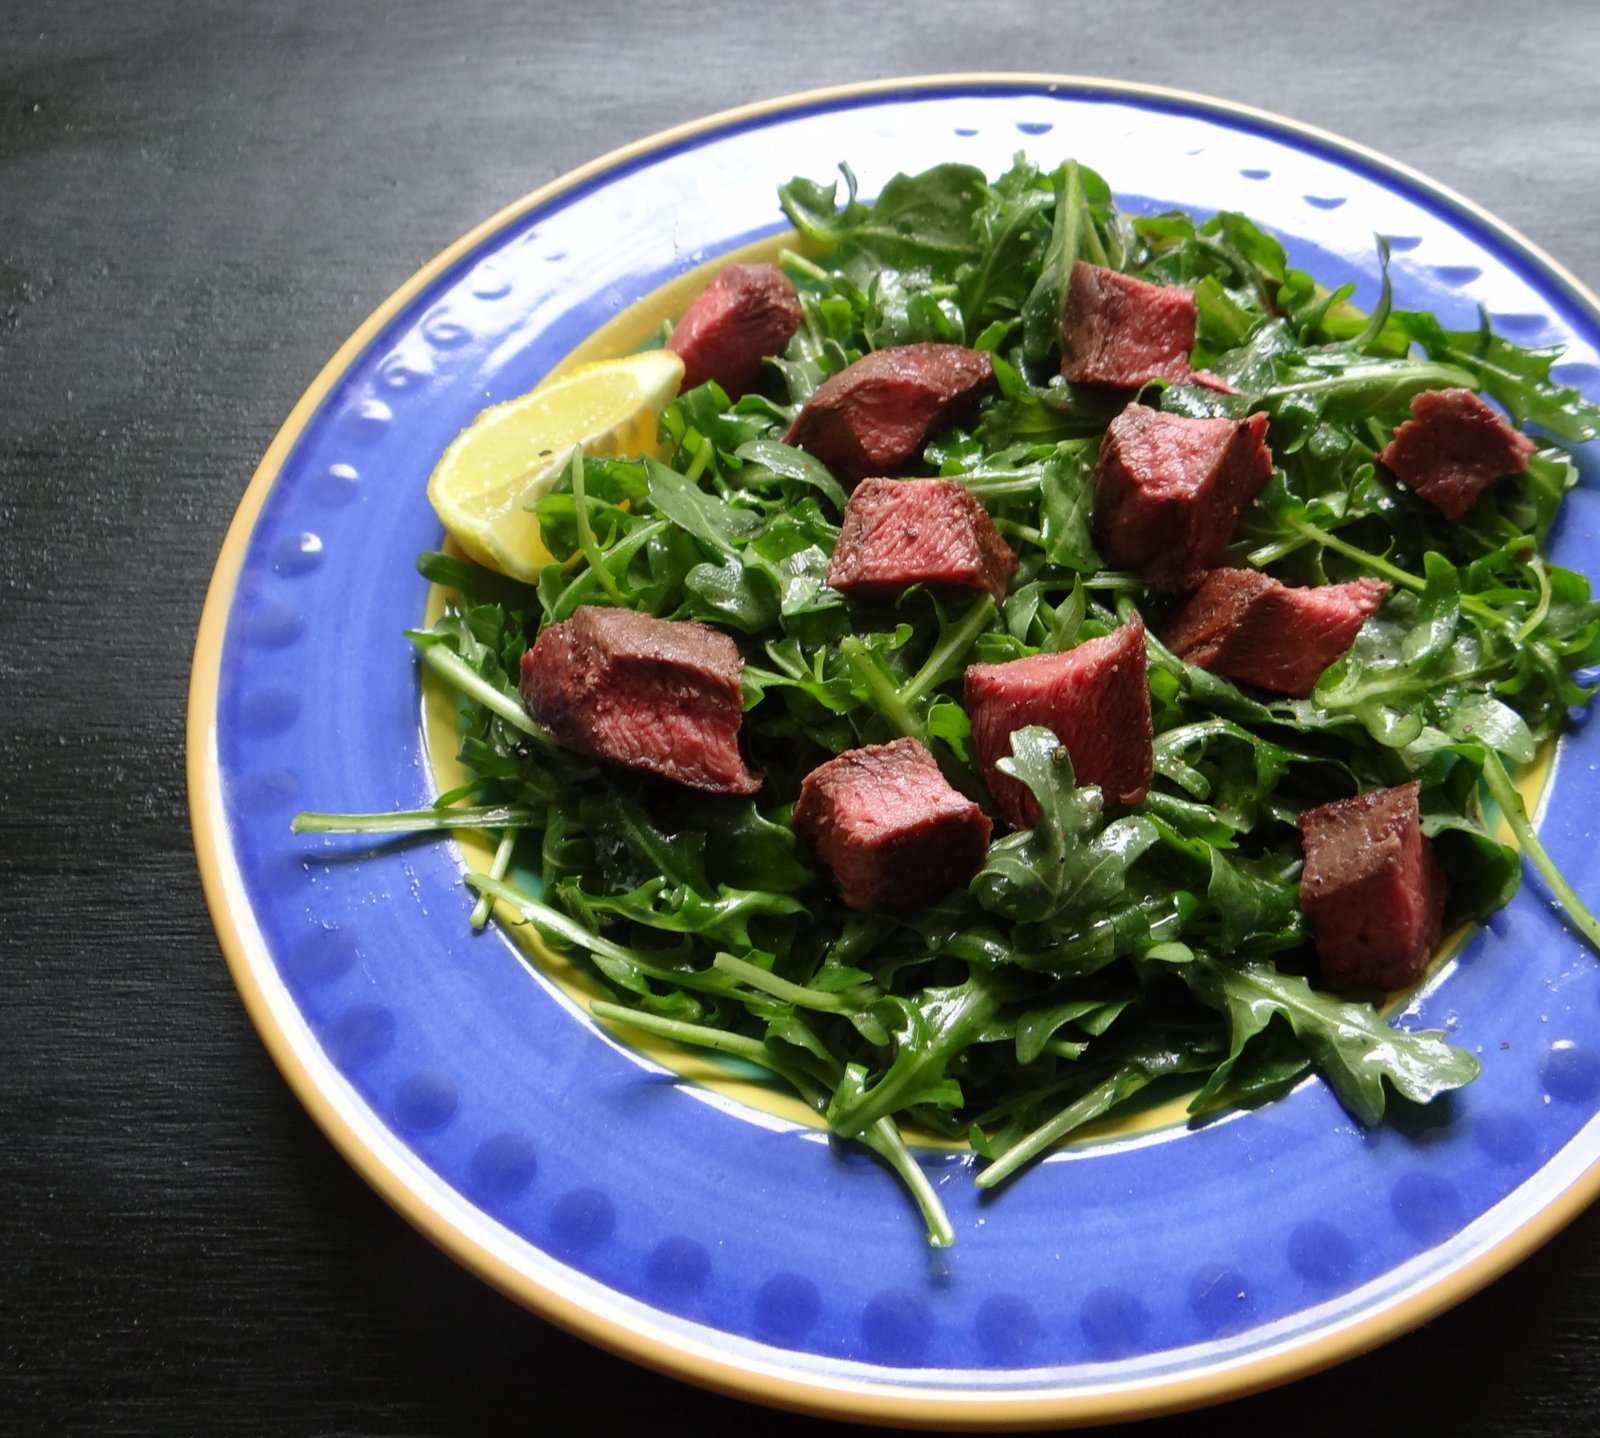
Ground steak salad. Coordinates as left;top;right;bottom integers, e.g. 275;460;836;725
299;157;1600;1246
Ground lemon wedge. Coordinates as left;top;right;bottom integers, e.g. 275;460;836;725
425;349;685;581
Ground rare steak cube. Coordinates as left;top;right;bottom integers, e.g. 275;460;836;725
1060;261;1197;388
1092;404;1274;592
1378;387;1536;520
826;477;1019;604
965;615;1152;828
792;737;992;911
665;262;803;397
782;343;995;485
1161;568;1390;697
520;606;760;794
1297;781;1447;993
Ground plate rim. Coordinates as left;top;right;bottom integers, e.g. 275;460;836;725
186;71;1600;1429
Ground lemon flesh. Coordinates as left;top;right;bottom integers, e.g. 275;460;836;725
425;349;685;582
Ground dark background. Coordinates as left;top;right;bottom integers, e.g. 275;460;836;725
6;2;1600;1433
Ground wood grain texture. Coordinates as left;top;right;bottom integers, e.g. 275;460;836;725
5;1;1600;1433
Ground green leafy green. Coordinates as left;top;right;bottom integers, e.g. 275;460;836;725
297;154;1600;1246
972;728;1158;925
1182;958;1480;1124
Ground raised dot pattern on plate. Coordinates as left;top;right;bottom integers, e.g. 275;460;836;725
861;1288;936;1366
271;531;323;576
974;1294;1040;1363
310;462;361;507
393;1070;460;1134
236;601;305;650
1542;1039;1600;1102
546;1188;616;1259
339;398;392;443
1285;1218;1357;1291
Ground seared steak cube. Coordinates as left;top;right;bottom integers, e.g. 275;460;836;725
1060;261;1197;388
1092;405;1274;592
1378;387;1536;520
782;343;995;485
1161;568;1390;697
792;737;992;910
665;262;802;397
520;606;760;794
1297;781;1447;992
827;477;1019;604
965;615;1152;828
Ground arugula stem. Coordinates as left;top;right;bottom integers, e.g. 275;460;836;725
1246;534;1314;568
683;435;714;485
777;247;831;282
472;874;789;1003
292;804;538;836
433;775;491;807
1262;359;1476;404
711;952;875;1012
1281;514;1426;593
409;638;544;737
471;828;519;931
568;448;628;605
1079;206;1109;268
590;999;954;1246
550;520;669;619
903;595;997;705
992;518;1043;548
958;474;1059;499
1280;515;1511;630
588;1000;779;1067
840;637;923;740
466;873;652;966
975;1065;1149;1190
1514;554;1553;643
1480;750;1600;950
857;1117;957;1248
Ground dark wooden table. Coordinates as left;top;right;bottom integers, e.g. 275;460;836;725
7;3;1600;1432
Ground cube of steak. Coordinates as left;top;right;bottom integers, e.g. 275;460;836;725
519;606;760;793
1092;405;1274;592
1378;387;1536;520
965;614;1152;828
1060;261;1197;388
793;737;992;910
826;477;1019;604
1298;781;1447;992
782;343;995;485
665;262;803;397
1162;568;1390;697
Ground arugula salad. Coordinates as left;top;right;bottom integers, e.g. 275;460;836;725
297;156;1600;1247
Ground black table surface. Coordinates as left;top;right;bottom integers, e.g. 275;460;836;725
8;2;1600;1433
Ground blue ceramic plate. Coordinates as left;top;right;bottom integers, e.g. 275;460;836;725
189;76;1600;1428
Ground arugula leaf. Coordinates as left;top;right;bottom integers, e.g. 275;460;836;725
732;439;849;510
1021;160;1086;365
1182;958;1479;1124
826;968;1013;1138
782;162;988;273
562;876;807;949
1205;850;1304;953
972;728;1159;925
975;1018;1228;1188
1393;309;1600;442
